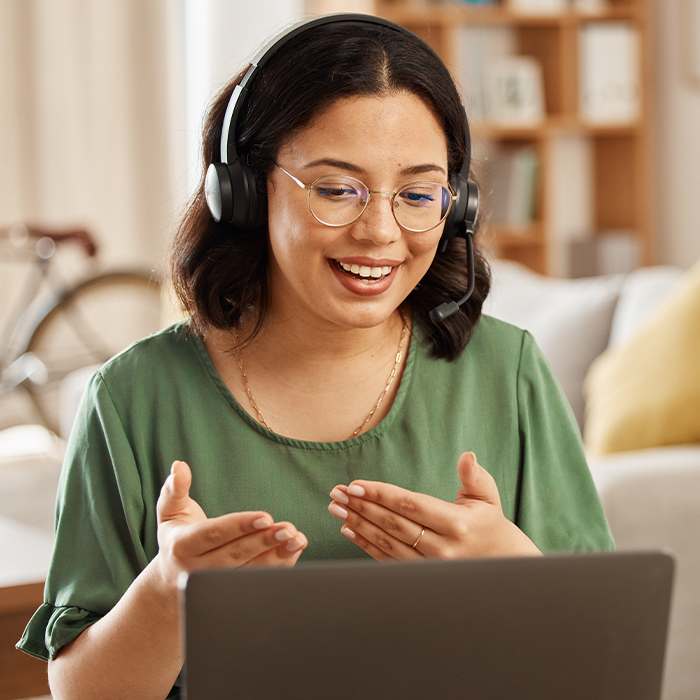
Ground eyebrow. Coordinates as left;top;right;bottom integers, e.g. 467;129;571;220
302;158;447;177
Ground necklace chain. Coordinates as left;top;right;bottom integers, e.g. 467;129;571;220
235;314;408;440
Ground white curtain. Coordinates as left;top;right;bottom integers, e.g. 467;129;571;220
0;0;186;272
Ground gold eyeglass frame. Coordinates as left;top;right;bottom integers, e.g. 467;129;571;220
276;165;457;233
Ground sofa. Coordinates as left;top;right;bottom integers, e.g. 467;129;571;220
485;260;700;700
1;262;698;700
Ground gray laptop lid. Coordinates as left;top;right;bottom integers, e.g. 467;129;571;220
182;551;673;700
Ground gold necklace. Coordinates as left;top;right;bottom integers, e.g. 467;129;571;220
235;313;408;439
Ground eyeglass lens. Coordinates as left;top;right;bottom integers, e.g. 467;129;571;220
308;176;452;232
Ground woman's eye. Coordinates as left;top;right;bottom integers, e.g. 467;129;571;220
315;185;358;198
399;189;436;206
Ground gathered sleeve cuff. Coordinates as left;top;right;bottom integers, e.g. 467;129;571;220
16;602;101;661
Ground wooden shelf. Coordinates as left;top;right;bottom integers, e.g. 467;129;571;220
378;4;641;27
0;582;50;700
375;0;654;275
492;227;545;245
471;118;643;141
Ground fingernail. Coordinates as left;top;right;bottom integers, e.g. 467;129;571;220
329;487;348;504
347;484;365;497
328;503;348;520
170;462;177;475
253;517;270;530
275;528;292;542
341;525;356;540
287;537;304;552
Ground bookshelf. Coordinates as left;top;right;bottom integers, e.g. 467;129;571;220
373;0;654;276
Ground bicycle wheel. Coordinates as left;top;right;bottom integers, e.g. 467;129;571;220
22;270;164;435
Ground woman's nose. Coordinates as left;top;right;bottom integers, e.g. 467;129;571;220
351;193;401;245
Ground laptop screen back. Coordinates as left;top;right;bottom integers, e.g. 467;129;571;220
182;551;673;700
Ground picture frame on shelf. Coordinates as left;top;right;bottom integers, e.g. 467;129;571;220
487;56;545;126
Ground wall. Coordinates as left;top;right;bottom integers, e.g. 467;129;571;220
182;0;306;195
0;0;186;271
653;0;700;268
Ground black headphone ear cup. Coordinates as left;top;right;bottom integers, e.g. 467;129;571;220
205;163;234;223
228;160;259;228
206;160;264;228
439;172;469;252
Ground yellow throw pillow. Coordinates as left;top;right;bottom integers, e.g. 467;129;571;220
584;259;700;456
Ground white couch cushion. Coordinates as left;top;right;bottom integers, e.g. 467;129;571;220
484;260;624;430
0;424;65;533
0;514;54;586
588;446;700;700
609;265;685;347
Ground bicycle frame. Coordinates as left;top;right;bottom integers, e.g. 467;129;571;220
0;227;95;397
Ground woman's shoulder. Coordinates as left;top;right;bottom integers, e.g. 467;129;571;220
94;320;203;392
457;313;530;367
471;313;528;347
409;314;532;407
102;320;196;366
412;313;530;375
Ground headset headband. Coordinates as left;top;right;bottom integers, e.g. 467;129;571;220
220;13;468;171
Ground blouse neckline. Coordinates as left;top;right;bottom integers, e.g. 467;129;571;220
191;323;419;452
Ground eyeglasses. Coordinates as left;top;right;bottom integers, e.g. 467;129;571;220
277;165;456;233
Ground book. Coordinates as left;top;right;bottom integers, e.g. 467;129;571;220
484;146;540;230
579;22;641;124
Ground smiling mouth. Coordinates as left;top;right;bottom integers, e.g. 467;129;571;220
333;260;395;283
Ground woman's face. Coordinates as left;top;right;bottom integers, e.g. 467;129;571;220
267;91;450;331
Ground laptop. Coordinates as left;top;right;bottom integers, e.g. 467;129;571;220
181;551;674;700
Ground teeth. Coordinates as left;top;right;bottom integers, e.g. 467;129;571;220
337;261;394;279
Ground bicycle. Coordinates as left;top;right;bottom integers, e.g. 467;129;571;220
0;224;164;435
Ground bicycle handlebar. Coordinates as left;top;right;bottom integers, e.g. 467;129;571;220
0;225;99;258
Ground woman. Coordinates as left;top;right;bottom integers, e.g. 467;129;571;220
18;15;613;700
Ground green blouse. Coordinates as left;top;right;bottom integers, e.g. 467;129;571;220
18;315;614;674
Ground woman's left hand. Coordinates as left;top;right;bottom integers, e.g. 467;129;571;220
328;452;542;560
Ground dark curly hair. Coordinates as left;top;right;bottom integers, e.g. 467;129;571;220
169;19;490;360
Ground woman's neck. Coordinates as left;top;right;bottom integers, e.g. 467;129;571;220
204;307;411;441
240;306;407;374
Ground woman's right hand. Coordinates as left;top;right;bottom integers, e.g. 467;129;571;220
154;460;307;589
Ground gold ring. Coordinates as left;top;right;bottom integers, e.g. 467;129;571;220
411;527;425;550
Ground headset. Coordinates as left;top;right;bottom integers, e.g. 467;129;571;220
204;13;479;323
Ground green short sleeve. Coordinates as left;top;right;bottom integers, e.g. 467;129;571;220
16;371;153;661
515;331;615;552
